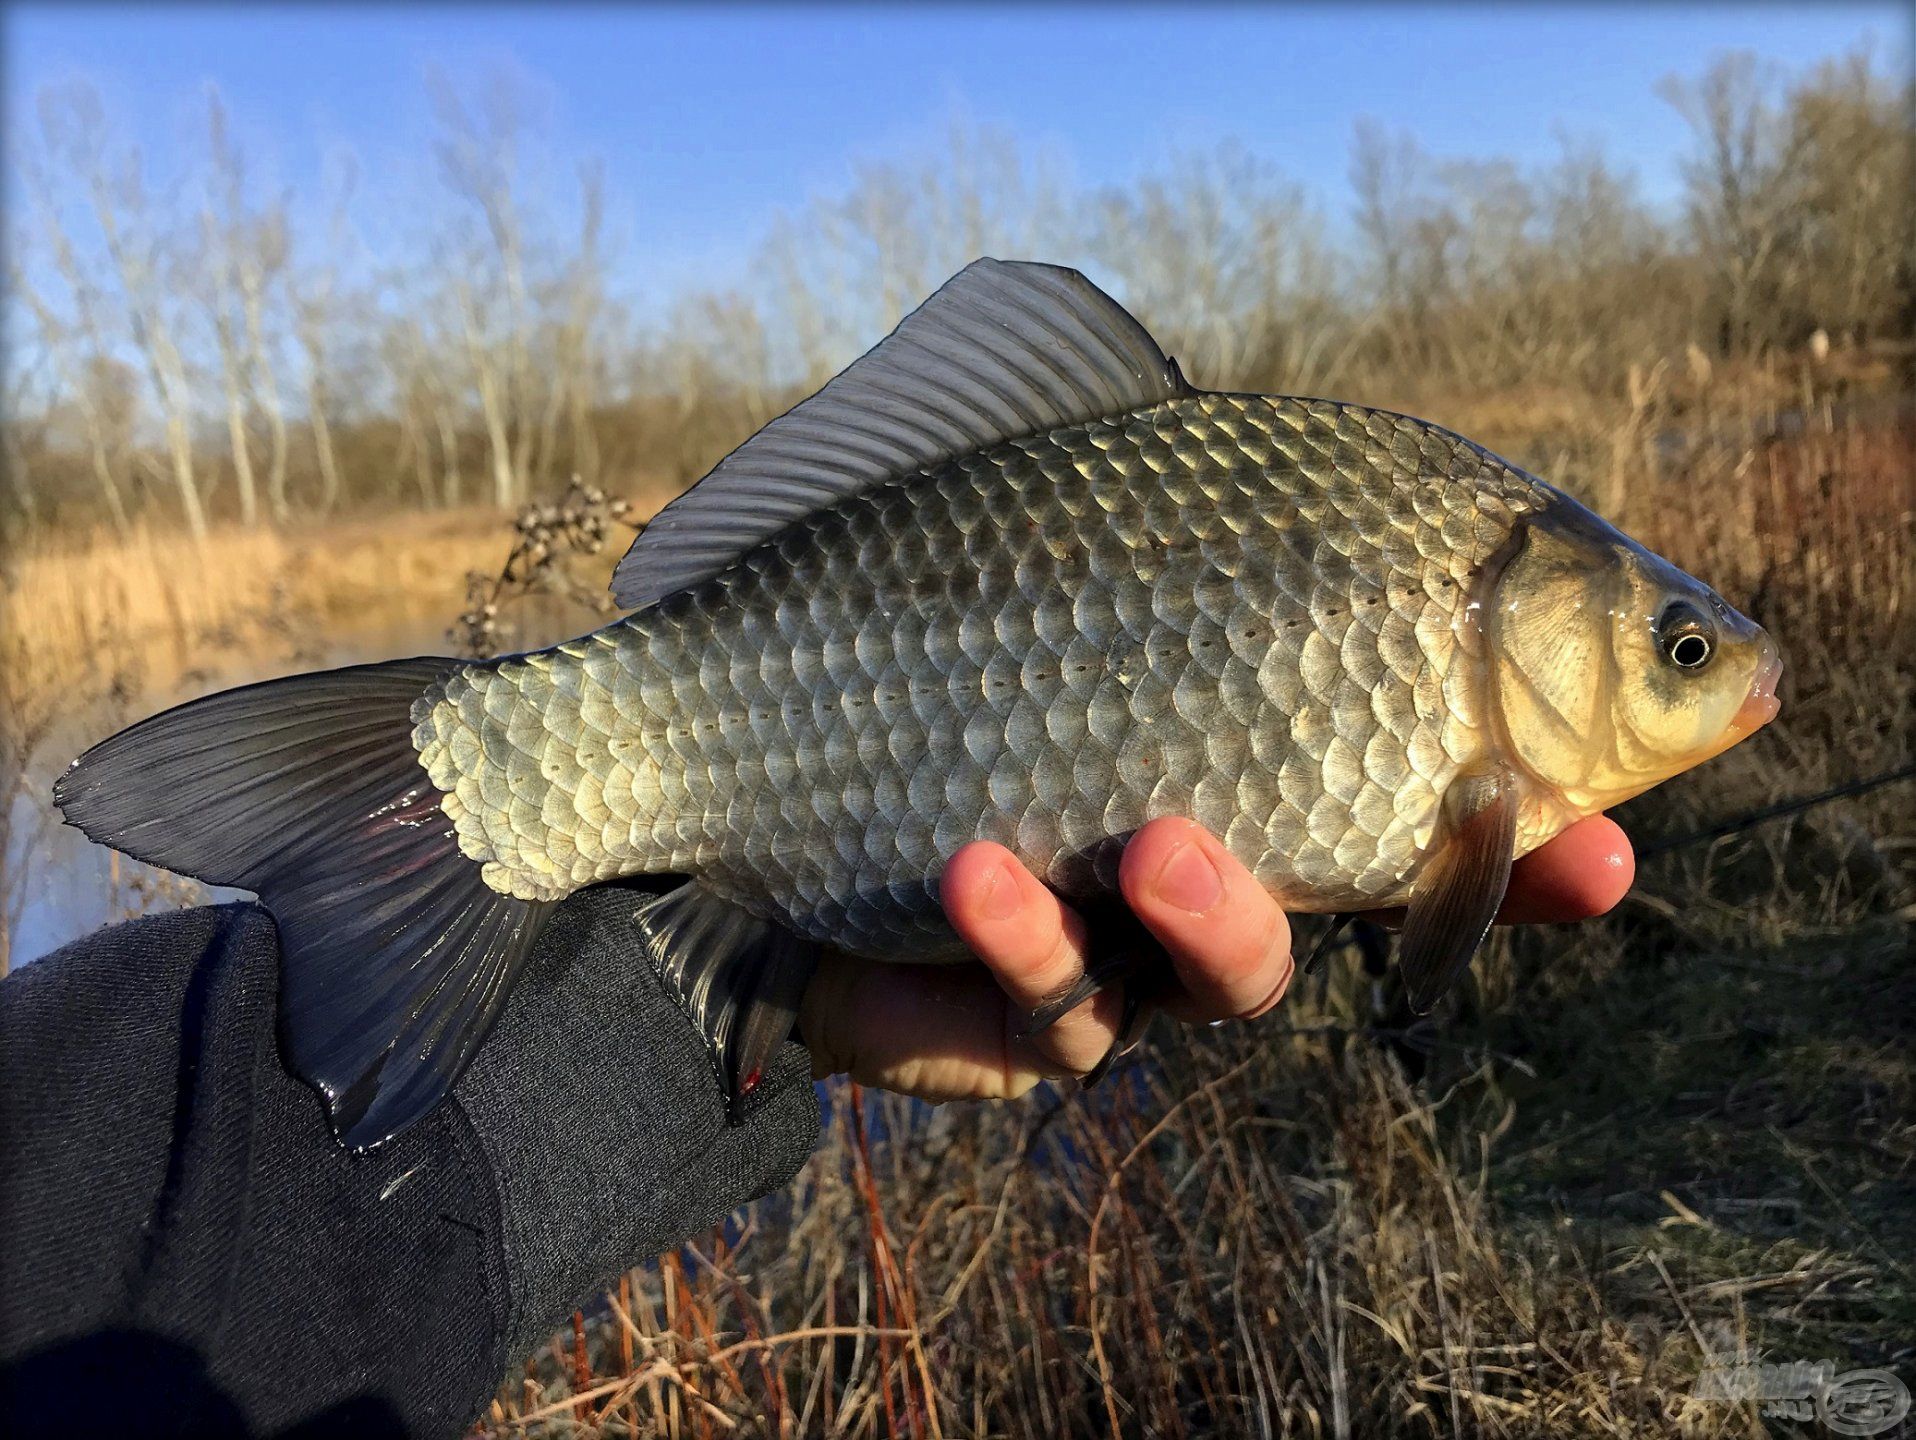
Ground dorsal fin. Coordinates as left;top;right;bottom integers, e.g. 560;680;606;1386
611;257;1187;610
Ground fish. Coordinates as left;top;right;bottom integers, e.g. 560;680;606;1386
55;259;1784;1150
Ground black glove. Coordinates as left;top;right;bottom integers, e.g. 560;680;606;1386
0;888;820;1439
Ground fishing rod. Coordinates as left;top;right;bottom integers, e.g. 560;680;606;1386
1636;760;1916;859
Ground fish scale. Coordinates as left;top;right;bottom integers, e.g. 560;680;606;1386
413;393;1546;955
59;257;1779;1148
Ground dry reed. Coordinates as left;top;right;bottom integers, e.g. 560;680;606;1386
461;386;1910;1438
3;382;1909;1437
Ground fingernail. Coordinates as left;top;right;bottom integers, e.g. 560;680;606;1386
1153;838;1222;913
980;860;1023;921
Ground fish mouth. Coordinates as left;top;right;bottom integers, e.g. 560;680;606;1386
1726;640;1784;743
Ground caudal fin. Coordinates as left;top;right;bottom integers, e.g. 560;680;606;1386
54;658;552;1150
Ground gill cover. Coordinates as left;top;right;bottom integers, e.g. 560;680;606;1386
1488;490;1777;815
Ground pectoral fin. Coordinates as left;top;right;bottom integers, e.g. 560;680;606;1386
627;880;819;1122
1398;770;1519;1015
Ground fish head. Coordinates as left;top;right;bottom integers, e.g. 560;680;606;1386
1486;489;1782;814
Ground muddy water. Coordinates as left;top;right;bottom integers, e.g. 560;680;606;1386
10;615;471;968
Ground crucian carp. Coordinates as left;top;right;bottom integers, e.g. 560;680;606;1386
57;259;1782;1149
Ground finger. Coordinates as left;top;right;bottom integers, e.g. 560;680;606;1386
1118;818;1294;1024
940;842;1121;1076
1361;815;1637;931
1499;815;1635;924
800;951;1051;1101
941;842;1088;1014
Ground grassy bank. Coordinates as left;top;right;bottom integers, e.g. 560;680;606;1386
3;509;516;724
467;399;1911;1437
3;396;1910;1436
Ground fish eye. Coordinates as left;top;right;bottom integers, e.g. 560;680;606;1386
1656;601;1716;671
1670;633;1712;668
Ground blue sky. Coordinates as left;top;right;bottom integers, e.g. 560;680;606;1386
6;3;1907;309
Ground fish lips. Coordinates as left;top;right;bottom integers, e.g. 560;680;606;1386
1729;639;1784;742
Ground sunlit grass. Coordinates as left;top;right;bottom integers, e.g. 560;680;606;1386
474;393;1916;1438
2;509;518;719
3;390;1909;1436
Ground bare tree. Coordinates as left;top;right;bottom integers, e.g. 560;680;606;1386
1781;47;1914;344
430;68;538;508
1086;144;1341;392
381;310;465;509
293;284;344;513
286;153;359;514
0;318;49;531
1660;52;1799;354
200;90;297;525
200;143;260;524
38;82;208;538
530;163;606;490
650;289;778;485
6;52;1910;543
8;257;133;534
758;122;1071;376
1534;135;1688;387
1349;119;1456;372
14;139;137;533
1350;119;1418;313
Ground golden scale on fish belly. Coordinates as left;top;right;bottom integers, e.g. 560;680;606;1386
54;259;1785;1150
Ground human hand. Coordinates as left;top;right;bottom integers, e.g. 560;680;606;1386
797;815;1634;1101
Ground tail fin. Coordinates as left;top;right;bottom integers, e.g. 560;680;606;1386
55;658;553;1151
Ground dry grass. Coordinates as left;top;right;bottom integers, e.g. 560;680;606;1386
0;502;631;975
3;382;1910;1437
476;920;1910;1437
467;387;1912;1438
2;508;515;720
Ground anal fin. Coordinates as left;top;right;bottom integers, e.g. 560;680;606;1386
628;881;818;1122
1399;769;1519;1015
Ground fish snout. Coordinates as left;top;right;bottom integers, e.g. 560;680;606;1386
1729;634;1783;741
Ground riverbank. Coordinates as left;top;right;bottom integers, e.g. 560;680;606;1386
3;403;1910;1435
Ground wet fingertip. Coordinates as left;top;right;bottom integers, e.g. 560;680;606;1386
1500;815;1640;924
1583;838;1635;916
1553;817;1635;918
